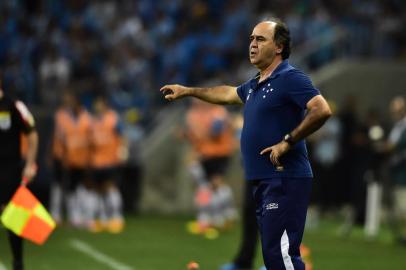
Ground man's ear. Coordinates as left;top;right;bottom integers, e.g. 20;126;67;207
276;44;283;54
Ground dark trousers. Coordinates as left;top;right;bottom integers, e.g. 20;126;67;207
121;164;143;213
233;181;258;269
8;231;23;270
252;177;312;270
0;162;24;270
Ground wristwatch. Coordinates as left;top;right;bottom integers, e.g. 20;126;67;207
283;133;295;146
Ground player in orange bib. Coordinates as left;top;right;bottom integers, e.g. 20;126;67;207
54;91;92;228
89;95;126;233
184;100;237;233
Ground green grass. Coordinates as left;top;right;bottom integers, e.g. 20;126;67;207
0;215;405;270
303;219;406;270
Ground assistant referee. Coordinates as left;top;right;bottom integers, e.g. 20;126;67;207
161;19;331;270
0;77;38;270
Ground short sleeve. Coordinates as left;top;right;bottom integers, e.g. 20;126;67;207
236;80;251;104
15;100;36;134
285;70;320;109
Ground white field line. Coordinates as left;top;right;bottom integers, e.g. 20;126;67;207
0;261;7;270
69;239;134;270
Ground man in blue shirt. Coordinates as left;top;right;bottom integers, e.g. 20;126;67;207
161;19;331;270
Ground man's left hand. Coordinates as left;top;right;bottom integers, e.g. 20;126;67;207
260;141;291;167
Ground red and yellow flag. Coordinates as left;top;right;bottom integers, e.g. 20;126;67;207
1;185;56;245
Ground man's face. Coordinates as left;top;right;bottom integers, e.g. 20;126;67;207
62;92;79;110
93;98;107;114
249;22;281;69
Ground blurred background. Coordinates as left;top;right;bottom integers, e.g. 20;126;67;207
0;0;406;269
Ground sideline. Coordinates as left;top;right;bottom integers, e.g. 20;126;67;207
69;238;134;270
0;261;7;270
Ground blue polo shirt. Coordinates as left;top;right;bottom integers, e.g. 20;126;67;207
237;60;320;180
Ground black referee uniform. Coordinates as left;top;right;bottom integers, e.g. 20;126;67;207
0;91;37;270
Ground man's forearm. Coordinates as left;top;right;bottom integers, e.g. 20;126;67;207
290;107;331;143
26;131;38;165
185;85;241;105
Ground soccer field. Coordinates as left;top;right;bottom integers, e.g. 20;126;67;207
0;215;405;270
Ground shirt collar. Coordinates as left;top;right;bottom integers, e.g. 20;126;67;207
269;59;291;79
252;60;292;82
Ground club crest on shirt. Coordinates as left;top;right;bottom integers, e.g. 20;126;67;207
261;83;274;99
0;112;11;130
265;202;278;210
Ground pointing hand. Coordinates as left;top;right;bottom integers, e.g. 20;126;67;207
160;84;188;101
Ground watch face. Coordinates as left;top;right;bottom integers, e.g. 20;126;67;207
284;134;293;145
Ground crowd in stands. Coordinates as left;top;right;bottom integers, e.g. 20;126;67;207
0;0;404;120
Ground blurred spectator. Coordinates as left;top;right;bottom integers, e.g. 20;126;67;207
337;95;369;235
364;109;388;177
387;96;406;244
184;100;237;232
121;108;145;214
309;100;341;218
336;95;359;210
363;108;388;238
49;90;72;224
39;44;70;107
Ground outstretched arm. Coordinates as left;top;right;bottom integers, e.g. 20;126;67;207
160;84;243;105
260;95;332;166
